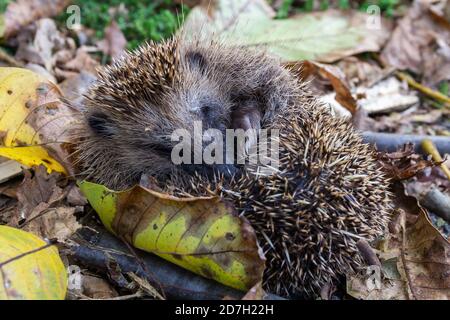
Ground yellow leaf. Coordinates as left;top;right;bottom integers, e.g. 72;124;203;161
0;226;67;300
0;67;73;174
78;180;265;291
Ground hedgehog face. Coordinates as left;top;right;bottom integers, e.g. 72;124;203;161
77;38;299;189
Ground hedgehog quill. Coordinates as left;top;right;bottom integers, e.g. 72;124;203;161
74;36;392;299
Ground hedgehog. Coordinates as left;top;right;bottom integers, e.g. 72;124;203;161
74;36;392;299
74;37;300;189
171;102;392;299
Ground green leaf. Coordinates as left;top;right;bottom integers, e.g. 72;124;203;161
183;0;390;63
78;180;265;291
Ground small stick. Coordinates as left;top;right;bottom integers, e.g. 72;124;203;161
421;139;450;180
362;132;450;155
396;71;450;108
0;48;24;68
418;186;450;223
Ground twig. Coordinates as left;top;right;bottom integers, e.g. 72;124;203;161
108;290;145;300
418;186;450;223
362;132;450;155
396;71;450;108
421;139;450;180
0;47;24;68
68;227;284;300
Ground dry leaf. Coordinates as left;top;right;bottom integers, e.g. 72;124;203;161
357;77;419;115
9;166;80;242
63;47;100;75
348;207;449;299
1;0;71;39
295;60;357;114
97;21;127;60
81;275;118;299
377;144;439;180
381;0;450;86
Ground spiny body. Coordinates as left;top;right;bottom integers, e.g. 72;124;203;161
172;104;391;298
75;37;391;299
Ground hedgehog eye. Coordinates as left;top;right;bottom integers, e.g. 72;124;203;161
87;112;116;138
186;51;207;73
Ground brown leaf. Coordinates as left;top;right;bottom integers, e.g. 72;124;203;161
97;21;127;60
59;71;97;109
348;207;450;300
81;275;118;299
381;0;450;86
9;166;80;241
290;60;357;114
63;47;100;75
2;0;71;39
377;143;439;180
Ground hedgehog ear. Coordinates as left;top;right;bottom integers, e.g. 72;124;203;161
87;112;117;138
186;51;207;73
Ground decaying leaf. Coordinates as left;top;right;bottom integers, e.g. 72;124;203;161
381;0;450;86
377;143;439;180
183;0;391;63
78;180;265;292
357;77;419;115
9;166;81;242
292;60;357;114
0;225;67;300
0;68;76;174
0;0;71;39
97;21;128;60
347;178;450;300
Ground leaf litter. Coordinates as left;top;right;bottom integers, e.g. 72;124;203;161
0;0;448;300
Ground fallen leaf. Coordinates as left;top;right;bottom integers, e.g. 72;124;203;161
0;225;67;300
377;144;439;180
184;1;391;63
294;60;357;114
357;77;419;115
81;275;118;299
0;68;77;174
59;71;97;110
347;182;450;300
337;57;385;88
1;0;71;39
63;47;100;75
381;0;450;86
9;166;81;242
97;21;127;60
78;180;265;292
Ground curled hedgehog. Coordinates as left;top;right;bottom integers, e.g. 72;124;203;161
73;36;392;298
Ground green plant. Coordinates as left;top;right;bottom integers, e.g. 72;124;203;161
60;0;189;49
0;0;10;12
276;0;295;19
360;0;399;17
